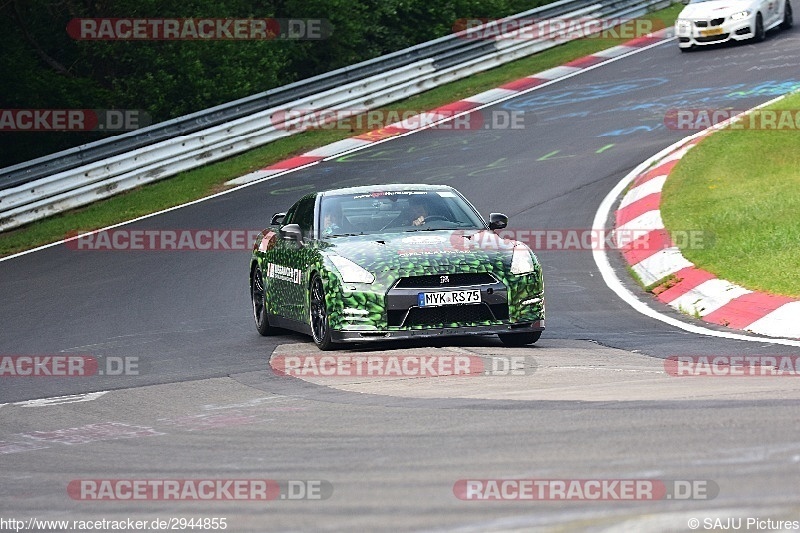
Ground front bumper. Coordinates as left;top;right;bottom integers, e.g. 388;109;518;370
326;269;545;343
331;320;545;342
675;17;754;47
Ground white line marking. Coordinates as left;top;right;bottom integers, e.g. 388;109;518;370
11;391;108;407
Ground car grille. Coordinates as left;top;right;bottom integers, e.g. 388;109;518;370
696;33;729;42
693;18;725;28
393;273;497;289
387;303;508;327
404;304;494;327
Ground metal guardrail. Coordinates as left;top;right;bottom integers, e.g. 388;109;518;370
0;0;671;231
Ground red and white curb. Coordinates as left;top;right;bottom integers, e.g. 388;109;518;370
614;119;800;340
225;33;670;186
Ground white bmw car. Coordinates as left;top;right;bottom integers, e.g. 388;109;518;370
675;0;792;50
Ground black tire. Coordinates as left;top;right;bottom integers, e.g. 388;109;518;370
251;265;279;336
498;331;542;346
679;46;692;53
754;13;766;41
782;0;793;30
309;274;335;351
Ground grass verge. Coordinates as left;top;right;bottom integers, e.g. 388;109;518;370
661;91;800;298
0;4;682;258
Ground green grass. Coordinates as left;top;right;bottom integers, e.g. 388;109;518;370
661;92;800;298
0;4;682;258
645;273;676;293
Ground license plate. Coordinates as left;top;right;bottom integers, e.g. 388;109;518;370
418;289;481;307
700;27;724;36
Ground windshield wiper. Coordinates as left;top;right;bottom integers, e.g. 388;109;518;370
328;232;365;238
402;227;441;232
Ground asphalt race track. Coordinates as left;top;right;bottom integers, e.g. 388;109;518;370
2;29;800;532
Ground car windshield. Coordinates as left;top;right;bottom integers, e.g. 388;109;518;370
318;190;485;237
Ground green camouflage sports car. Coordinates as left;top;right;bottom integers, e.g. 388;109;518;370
249;184;545;350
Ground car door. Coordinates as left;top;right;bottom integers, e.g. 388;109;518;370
773;0;785;26
763;0;780;26
266;195;317;322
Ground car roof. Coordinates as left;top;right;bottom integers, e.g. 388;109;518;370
318;184;456;197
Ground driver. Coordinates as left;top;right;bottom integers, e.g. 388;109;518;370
386;196;439;228
408;198;429;226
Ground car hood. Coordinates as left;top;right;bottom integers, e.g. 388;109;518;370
679;0;752;18
321;229;526;279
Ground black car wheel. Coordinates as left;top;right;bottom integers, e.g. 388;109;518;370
252;265;279;336
754;13;766;41
782;0;793;29
498;331;541;346
310;274;334;350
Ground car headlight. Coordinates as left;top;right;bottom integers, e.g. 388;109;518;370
730;10;750;20
510;245;537;275
329;255;375;284
676;19;691;31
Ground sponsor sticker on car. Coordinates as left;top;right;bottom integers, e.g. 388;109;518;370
267;262;303;284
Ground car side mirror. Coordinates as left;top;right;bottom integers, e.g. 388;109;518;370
681;0;689;5
271;212;286;225
488;213;508;230
280;223;303;244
